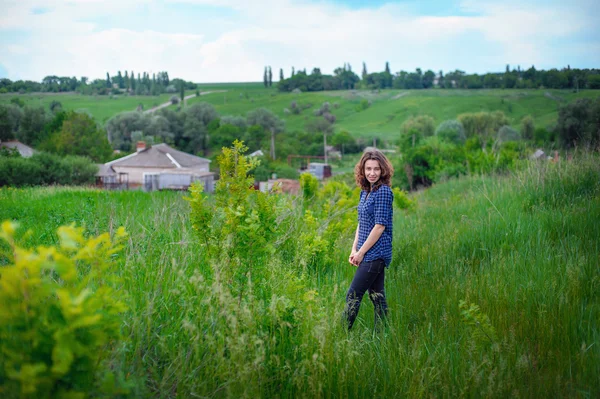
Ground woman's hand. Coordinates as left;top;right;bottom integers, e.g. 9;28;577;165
348;251;358;266
351;251;365;266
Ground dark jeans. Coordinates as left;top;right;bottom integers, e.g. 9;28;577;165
345;258;388;330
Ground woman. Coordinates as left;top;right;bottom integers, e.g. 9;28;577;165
345;149;394;330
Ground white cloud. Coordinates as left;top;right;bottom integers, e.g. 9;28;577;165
0;0;597;82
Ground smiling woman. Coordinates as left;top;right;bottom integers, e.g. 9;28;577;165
345;149;394;331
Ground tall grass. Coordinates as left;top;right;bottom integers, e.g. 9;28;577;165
1;154;598;397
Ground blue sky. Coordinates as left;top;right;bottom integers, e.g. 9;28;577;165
0;0;598;83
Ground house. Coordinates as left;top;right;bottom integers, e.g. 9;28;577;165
0;140;35;157
97;142;215;192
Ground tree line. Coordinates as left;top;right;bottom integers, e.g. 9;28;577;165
275;63;600;92
1;87;598;188
0;71;196;96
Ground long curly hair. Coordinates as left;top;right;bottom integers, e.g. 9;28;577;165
354;149;394;191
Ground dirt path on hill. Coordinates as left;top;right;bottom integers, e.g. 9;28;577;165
143;90;227;113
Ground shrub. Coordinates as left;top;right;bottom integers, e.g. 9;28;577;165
534;127;554;144
0;221;128;397
392;187;415;210
49;100;62;113
435;120;466;144
0;152;97;187
555;97;600;148
10;97;25;108
458;111;509;147
186;140;278;299
170;95;179;105
496;125;520;143
521;115;535;140
274;163;299;179
314;102;330;116
323;112;336;124
355;99;371;112
398;136;467;190
401;115;435;137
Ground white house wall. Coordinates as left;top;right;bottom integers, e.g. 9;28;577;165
112;166;165;184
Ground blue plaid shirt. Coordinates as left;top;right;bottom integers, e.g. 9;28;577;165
357;185;393;267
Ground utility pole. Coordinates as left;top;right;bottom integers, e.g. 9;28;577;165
324;133;328;164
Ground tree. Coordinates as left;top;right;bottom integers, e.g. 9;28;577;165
458;111;508;150
180;82;185;103
435;120;466;144
106;111;147;151
362;62;368;81
264;67;268;88
292;67;295;77
0;104;23;141
556;98;600;148
400;115;435;145
49;101;62;113
268;67;273;87
520;115;535;140
17;106;50;146
246;108;284;159
40;111;113;162
183;102;219;155
124;71;129;91
106;72;111;88
438;71;444;88
423;70;436;89
117;71;124;89
503;64;517;89
279;68;284;82
331;130;359;154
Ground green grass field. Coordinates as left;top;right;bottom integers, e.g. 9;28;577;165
1;154;598;397
0;91;196;123
3;85;599;141
190;85;600;141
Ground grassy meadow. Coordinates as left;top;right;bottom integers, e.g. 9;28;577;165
0;91;195;123
1;154;598;397
192;85;600;141
3;84;599;141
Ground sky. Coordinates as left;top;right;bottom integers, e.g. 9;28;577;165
0;0;599;83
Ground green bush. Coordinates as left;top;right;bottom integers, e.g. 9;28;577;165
0;221;129;398
0;152;98;187
355;99;371;112
556;97;600;148
534;127;555;145
496;125;521;144
435;119;466;145
186;140;279;299
274;163;299;179
400;115;435;137
398;136;467;189
521;115;535;140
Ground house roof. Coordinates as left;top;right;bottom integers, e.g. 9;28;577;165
0;140;35;157
106;143;211;169
96;164;117;176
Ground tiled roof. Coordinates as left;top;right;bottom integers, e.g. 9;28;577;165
106;143;210;168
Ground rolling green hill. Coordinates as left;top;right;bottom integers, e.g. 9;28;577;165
0;91;195;123
2;84;598;142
